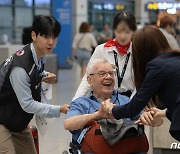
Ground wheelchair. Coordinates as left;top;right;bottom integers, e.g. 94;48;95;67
68;121;149;154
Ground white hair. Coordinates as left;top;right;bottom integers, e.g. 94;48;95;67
86;59;109;75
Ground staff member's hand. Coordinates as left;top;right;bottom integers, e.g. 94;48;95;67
135;107;165;127
42;73;56;84
60;104;70;114
135;110;154;126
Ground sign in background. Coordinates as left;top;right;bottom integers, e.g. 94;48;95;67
52;0;72;68
146;2;180;10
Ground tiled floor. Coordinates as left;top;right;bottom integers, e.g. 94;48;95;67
31;63;82;154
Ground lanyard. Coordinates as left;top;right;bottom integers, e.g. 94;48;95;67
77;126;92;144
113;50;130;89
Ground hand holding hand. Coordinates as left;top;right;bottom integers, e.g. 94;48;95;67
97;99;115;119
135;107;165;127
147;107;166;118
135;110;154;126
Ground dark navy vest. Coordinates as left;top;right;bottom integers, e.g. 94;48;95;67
0;44;44;132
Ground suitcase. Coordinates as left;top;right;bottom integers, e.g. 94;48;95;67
29;125;39;154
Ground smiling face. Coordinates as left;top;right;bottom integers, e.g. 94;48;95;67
87;62;115;100
114;21;133;45
32;31;57;59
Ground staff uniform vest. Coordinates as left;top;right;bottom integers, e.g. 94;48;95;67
0;44;44;132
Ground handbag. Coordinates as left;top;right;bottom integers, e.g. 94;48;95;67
76;34;85;50
81;121;149;154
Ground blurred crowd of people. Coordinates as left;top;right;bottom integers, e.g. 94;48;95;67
137;16;180;50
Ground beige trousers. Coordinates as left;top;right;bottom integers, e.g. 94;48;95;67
0;124;36;154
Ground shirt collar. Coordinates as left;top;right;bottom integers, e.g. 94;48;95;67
89;91;98;101
30;43;46;69
89;91;117;104
107;42;132;55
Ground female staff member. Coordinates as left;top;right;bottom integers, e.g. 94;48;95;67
73;11;137;100
103;26;180;141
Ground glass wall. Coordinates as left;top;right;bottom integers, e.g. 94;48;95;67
35;0;51;15
0;0;51;44
0;0;12;5
88;0;134;31
0;6;12;43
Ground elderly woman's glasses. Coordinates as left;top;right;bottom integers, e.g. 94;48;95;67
90;71;116;77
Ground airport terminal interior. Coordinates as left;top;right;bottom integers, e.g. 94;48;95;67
1;0;180;154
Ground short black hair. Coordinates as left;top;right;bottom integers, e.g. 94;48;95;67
32;15;61;38
22;26;32;45
113;11;137;31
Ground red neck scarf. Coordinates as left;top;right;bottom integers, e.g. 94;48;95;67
104;40;130;54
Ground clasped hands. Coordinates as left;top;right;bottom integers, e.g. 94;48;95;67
97;99;165;127
135;107;166;127
97;99;115;119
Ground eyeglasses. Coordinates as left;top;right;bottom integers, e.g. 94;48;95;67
90;71;116;77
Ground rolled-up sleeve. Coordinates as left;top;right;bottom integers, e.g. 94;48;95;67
66;100;86;119
10;67;60;118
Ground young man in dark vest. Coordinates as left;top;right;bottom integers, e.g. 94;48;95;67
0;15;69;154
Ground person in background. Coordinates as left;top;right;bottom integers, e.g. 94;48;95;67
101;26;180;142
2;34;9;44
72;22;97;78
149;21;157;27
99;23;113;44
0;15;69;154
89;23;99;42
89;23;99;55
73;11;137;100
159;16;179;50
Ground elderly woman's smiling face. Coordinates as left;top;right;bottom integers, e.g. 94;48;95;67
87;62;115;100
